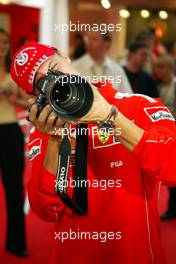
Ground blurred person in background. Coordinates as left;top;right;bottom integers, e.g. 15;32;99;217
123;42;159;97
72;32;86;60
167;41;176;74
156;55;176;117
135;30;155;50
119;29;157;73
72;30;132;93
155;54;176;221
137;29;166;57
0;28;28;257
135;30;157;73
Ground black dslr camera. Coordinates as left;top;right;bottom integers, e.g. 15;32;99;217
35;70;91;215
35;70;94;120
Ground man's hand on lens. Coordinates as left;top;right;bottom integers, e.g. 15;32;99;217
79;85;112;123
28;98;66;136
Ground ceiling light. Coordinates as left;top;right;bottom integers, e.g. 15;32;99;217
101;0;111;9
119;9;130;18
159;10;168;20
0;0;10;4
140;9;150;18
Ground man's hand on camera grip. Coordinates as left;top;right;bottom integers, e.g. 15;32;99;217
28;98;65;135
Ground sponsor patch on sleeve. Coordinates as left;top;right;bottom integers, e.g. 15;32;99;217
144;106;175;122
28;138;42;161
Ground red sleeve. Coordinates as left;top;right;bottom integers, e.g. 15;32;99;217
27;127;71;222
131;96;176;185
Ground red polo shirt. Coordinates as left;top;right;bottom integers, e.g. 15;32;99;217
27;82;176;264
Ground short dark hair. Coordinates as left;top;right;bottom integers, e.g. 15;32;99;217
135;30;154;43
129;42;149;53
0;28;12;72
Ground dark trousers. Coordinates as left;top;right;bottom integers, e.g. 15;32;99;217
0;123;26;251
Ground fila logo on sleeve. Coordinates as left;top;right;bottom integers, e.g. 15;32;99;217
144;106;175;122
28;138;42;161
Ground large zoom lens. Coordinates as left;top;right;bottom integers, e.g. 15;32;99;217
43;73;93;120
52;82;73;106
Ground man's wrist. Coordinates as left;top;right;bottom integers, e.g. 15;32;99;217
97;105;118;130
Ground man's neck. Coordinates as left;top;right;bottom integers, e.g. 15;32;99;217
90;54;105;66
126;62;140;74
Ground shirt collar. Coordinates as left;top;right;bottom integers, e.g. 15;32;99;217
85;54;111;69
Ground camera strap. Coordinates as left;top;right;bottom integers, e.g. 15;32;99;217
55;124;88;215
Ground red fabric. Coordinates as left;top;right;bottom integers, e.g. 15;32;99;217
27;84;176;264
0;4;39;52
10;41;56;93
152;47;160;57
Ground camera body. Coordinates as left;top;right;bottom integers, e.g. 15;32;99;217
36;70;94;121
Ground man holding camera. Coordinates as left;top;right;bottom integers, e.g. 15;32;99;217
11;41;176;264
